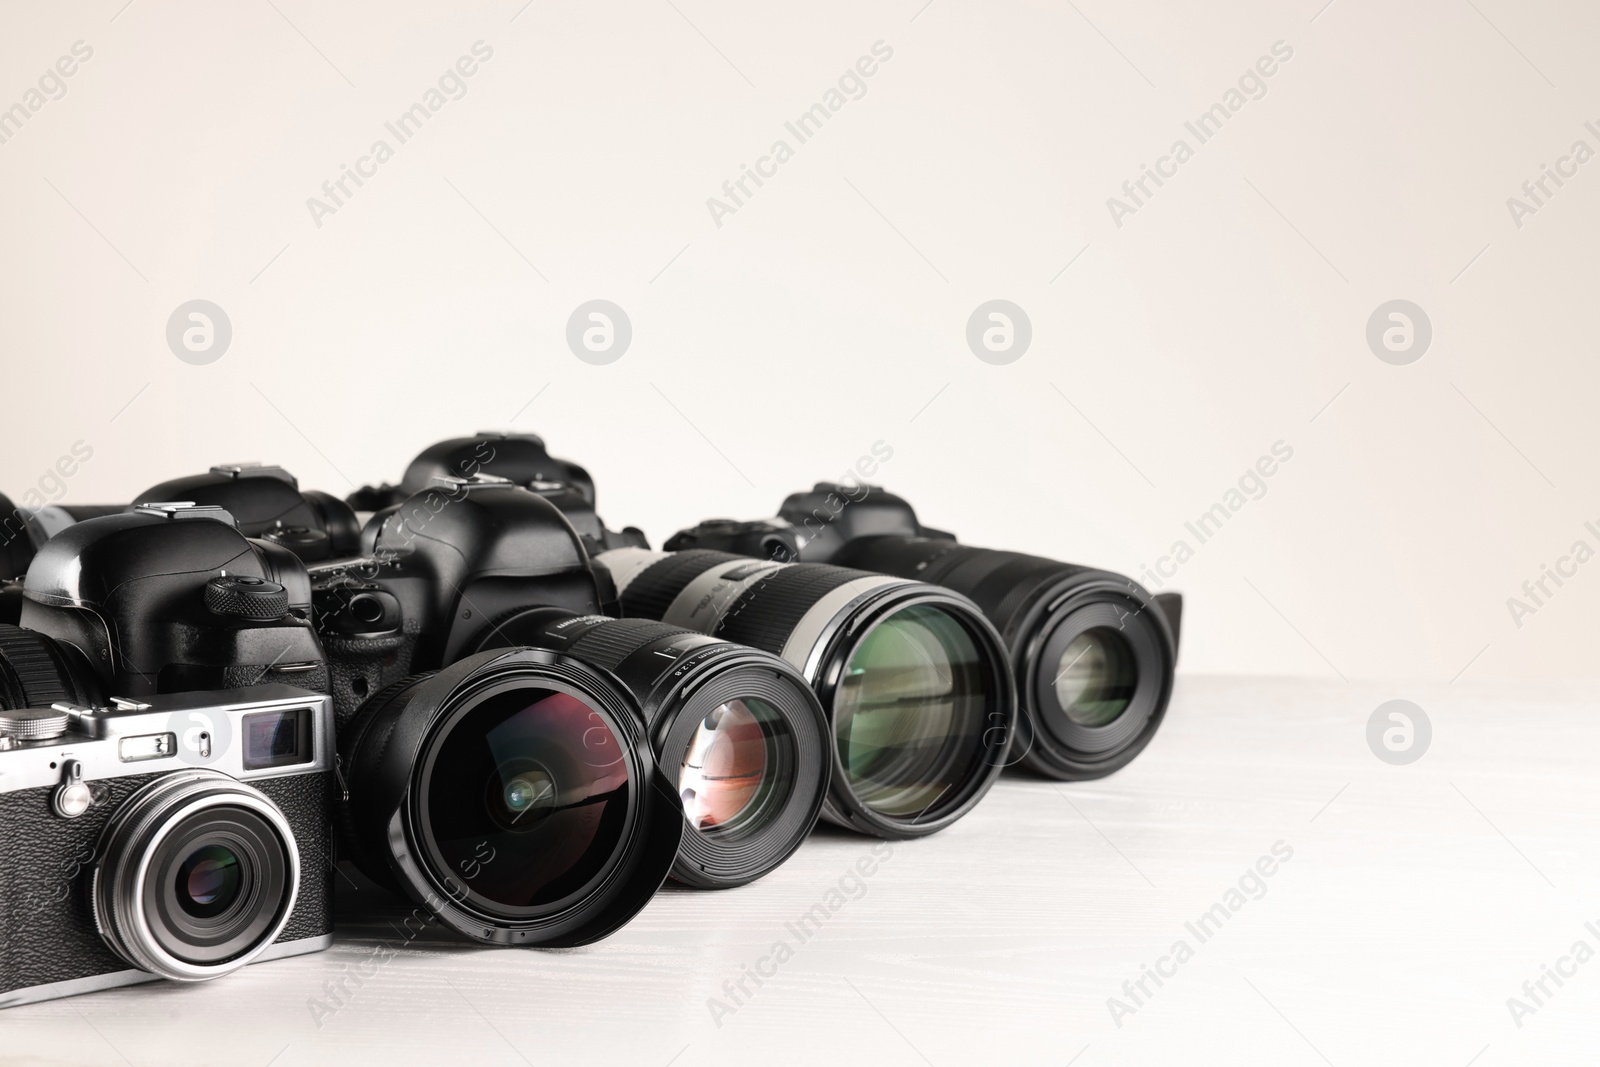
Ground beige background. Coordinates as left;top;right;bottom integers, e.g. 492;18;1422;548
2;0;1595;683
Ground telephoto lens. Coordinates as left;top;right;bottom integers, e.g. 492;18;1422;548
337;646;683;946
770;484;1181;782
462;607;830;889
593;548;1016;840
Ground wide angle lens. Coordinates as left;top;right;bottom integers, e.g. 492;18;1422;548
420;683;632;913
833;604;989;818
338;647;682;946
1051;627;1138;728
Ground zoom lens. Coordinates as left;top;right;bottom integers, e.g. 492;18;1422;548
466;610;829;890
338;647;682;944
596;549;1012;840
94;770;298;981
833;603;990;818
827;538;1177;781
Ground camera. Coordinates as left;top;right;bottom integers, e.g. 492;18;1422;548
324;478;824;890
134;464;363;563
1;464;363;575
0;684;335;1008
347;433;647;555
0;500;337;1008
668;484;1182;781
349;432;595;512
313;476;685;935
309;474;615;728
16;502;331;701
593;547;1016;839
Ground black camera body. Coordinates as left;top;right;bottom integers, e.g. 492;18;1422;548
349;434;646;556
135;464;363;563
349;432;594;510
0;685;335;1008
19;503;330;701
310;476;611;728
2;465;363;581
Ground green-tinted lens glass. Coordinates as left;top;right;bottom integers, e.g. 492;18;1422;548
833;604;989;818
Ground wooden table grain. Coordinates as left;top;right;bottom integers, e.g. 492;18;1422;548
5;676;1595;1066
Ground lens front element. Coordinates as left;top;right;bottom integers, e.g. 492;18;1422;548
1051;627;1138;728
833;604;991;819
176;844;244;918
422;684;633;915
677;697;793;837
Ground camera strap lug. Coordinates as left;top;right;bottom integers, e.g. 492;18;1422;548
334;752;351;803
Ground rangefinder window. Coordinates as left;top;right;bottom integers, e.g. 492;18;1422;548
242;708;311;770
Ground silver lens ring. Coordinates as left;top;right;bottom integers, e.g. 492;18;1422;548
92;769;300;982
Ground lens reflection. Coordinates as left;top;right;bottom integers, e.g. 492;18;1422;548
678;698;775;835
176;844;243;919
425;687;632;912
1051;628;1137;727
833;605;989;818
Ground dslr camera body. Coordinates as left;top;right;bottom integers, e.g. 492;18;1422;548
0;502;337;1008
309;473;616;729
347;433;647;556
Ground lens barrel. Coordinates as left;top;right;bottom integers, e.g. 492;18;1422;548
93;770;299;981
827;538;1177;781
338;647;682;946
595;549;1015;840
0;623;104;711
466;609;830;889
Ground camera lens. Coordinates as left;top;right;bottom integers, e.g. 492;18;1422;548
1051;627;1138;728
338;647;682;945
0;623;104;712
94;771;298;981
597;549;1013;839
467;611;829;890
177;844;243;917
833;603;990;819
828;539;1177;781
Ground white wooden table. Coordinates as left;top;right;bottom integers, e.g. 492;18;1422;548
7;676;1595;1066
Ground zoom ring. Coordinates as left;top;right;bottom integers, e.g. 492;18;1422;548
567;618;695;673
711;564;868;656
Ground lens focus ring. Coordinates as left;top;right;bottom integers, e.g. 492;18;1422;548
0;623;94;710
